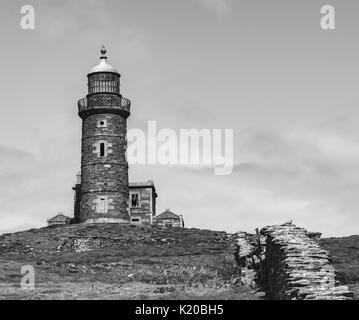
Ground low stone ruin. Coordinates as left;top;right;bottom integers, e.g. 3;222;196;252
235;232;263;288
235;222;354;300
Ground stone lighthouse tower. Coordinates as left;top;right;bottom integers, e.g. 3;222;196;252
77;46;131;224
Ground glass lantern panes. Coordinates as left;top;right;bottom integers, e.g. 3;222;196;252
88;73;120;94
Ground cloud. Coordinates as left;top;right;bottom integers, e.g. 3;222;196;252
0;142;76;235
233;123;359;234
37;0;112;37
165;117;359;236
0;145;34;171
193;0;231;16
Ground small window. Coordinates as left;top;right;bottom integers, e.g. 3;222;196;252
131;193;140;207
98;119;107;128
100;143;105;157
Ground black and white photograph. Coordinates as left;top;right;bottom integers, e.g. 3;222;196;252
0;0;358;309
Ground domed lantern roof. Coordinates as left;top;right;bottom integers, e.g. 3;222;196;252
88;46;118;74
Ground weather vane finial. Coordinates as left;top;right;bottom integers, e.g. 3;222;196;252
100;45;107;59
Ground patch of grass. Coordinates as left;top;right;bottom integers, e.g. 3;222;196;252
0;224;246;300
321;236;359;285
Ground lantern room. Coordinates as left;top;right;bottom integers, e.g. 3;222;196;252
87;46;120;95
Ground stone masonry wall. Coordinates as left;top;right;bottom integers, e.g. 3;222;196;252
80;113;129;223
260;222;354;300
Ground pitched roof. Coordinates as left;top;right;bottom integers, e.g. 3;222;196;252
155;210;181;220
47;214;71;222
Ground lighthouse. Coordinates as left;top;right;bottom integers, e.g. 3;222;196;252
77;46;131;224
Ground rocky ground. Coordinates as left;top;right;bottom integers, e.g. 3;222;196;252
0;224;263;300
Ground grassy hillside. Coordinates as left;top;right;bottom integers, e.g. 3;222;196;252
321;235;359;298
0;224;260;300
2;224;356;300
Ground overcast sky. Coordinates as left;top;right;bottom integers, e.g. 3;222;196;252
0;0;359;236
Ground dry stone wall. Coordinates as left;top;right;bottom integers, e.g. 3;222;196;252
235;232;261;288
259;222;354;300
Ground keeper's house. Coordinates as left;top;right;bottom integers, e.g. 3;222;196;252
154;209;185;228
129;181;158;225
47;213;72;227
